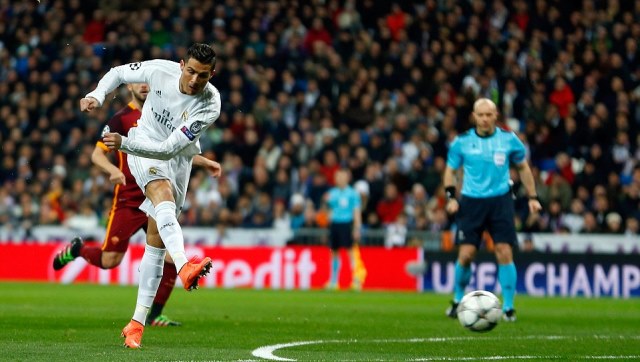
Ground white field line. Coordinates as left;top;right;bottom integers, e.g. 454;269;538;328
411;356;640;361
251;335;640;361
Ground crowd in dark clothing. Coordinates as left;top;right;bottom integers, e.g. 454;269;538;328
1;0;640;241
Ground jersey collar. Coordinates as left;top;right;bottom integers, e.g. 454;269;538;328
474;127;496;138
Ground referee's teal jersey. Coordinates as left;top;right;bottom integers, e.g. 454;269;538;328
327;186;361;223
447;128;526;198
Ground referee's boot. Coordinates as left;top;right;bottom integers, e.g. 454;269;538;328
445;301;459;319
52;237;84;271
502;309;517;322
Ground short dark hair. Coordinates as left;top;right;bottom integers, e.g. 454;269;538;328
185;43;216;69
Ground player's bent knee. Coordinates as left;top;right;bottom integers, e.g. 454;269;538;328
101;252;125;269
145;180;175;204
494;243;514;263
458;245;477;265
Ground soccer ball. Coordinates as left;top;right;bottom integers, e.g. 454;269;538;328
457;290;502;332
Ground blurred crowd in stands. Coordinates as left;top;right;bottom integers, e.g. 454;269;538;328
2;0;640;242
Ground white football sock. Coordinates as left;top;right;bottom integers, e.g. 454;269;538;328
154;201;188;271
132;244;166;324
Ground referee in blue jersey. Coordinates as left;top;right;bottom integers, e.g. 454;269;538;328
325;168;364;290
444;98;542;322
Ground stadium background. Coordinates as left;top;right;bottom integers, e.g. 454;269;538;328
0;0;639;296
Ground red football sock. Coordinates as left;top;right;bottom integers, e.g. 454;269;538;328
153;262;177;306
80;246;103;268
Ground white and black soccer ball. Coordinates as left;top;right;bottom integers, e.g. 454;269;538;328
457;290;502;332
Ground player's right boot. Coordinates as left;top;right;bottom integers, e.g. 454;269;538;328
121;320;144;349
326;283;339;291
445;301;459;319
52;237;84;271
502;309;516;322
178;257;212;291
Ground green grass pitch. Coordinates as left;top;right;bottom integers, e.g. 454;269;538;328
1;282;639;361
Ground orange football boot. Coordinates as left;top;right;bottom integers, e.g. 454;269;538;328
178;257;212;291
121;320;144;349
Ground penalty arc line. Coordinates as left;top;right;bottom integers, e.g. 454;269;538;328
252;340;335;362
251;336;640;361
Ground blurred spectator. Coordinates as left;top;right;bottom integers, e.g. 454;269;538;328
385;212;407;249
624;217;639;236
520;235;535;253
605;212;624;234
272;201;290;234
562;199;586;234
289;193;306;231
580;212;602;234
0;0;639;242
548;77;575;119
376;183;404;225
64;200;99;231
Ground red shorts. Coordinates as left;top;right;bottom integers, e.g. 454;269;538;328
102;204;148;253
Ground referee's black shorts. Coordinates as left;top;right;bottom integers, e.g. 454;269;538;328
329;221;354;251
455;192;517;248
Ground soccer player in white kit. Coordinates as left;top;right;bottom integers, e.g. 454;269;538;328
80;43;222;348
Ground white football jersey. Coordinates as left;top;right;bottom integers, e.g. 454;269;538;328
86;59;220;159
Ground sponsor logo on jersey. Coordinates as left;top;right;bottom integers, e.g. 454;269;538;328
181;126;195;141
101;125;110;137
155;90;162;97
151;107;176;132
189;121;205;134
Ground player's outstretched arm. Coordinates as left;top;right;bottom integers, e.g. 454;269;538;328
91;145;126;185
83;62;152;108
80;97;100;112
193;155;222;178
104;126;194;161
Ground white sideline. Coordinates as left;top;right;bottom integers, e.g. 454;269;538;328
250;336;640;361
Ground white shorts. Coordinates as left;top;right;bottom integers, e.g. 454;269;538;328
127;153;193;219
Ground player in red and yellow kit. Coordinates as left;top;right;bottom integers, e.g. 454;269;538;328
53;83;181;326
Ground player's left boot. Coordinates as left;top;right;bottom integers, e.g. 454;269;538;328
178;257;212;291
52;237;84;271
445;301;459;318
324;281;339;291
147;314;182;327
121;320;144;349
502;309;516;322
350;279;362;291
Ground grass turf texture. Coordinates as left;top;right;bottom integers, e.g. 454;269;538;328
1;282;638;361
